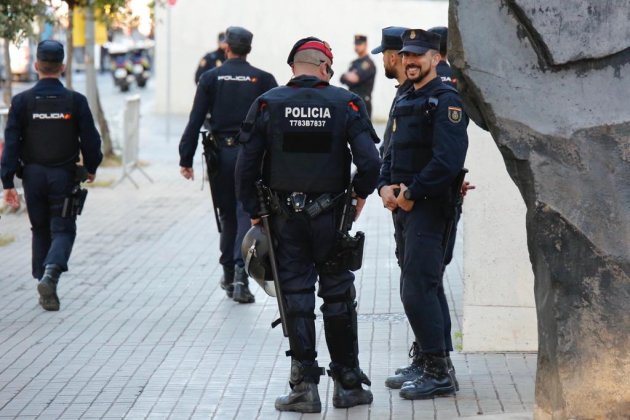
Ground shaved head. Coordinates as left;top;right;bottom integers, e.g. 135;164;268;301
293;49;331;67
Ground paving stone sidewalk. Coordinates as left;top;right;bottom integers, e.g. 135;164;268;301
0;99;536;419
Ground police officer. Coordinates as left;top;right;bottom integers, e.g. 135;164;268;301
194;32;227;84
371;26;412;157
340;35;376;118
378;29;468;399
235;37;381;413
428;26;457;88
1;40;103;311
179;26;277;304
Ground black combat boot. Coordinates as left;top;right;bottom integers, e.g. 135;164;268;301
447;354;459;391
38;264;61;311
275;360;323;413
386;341;425;389
232;265;255;303
220;265;235;298
328;363;373;408
399;353;455;400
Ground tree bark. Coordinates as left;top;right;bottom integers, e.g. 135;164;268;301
65;5;74;89
2;40;12;107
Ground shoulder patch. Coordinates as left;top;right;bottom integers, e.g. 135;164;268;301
216;59;222;67
361;61;370;70
448;106;462;124
199;58;207;67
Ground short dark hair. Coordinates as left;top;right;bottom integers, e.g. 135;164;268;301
37;60;63;75
230;44;251;56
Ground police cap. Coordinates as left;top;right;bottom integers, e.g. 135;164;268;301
287;37;334;65
225;26;253;48
428;26;448;55
399;29;441;55
36;40;64;63
218;32;226;42
354;34;367;45
371;26;408;54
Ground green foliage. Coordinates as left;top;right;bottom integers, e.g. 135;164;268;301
0;0;48;44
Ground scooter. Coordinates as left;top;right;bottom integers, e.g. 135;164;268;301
130;47;151;88
107;43;134;92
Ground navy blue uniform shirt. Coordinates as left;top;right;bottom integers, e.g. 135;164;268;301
236;75;381;218
194;48;226;84
380;79;414;157
340;55;376;98
1;78;103;189
179;58;278;168
378;77;468;200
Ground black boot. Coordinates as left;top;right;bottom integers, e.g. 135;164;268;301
38;264;61;311
447;355;459;391
387;341;425;389
399;353;455;400
232;265;255;303
275;360;323;413
329;363;373;408
220;265;235;298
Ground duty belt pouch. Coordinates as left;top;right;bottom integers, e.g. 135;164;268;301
318;231;365;274
62;187;88;218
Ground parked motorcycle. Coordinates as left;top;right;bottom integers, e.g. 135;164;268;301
130;47;151;88
106;43;134;92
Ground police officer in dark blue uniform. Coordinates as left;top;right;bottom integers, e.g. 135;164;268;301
340;35;376;118
179;26;277;304
371;26;412;157
378;29;468;399
235;37;380;413
194;32;227;84
428;26;457;89
1;40;103;311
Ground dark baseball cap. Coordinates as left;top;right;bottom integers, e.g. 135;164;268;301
354;34;367;45
225;26;253;48
218;32;226;42
37;40;64;63
371;26;408;54
399;29;441;55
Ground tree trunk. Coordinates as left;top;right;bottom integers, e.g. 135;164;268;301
65;6;74;89
84;3;114;158
2;40;12;107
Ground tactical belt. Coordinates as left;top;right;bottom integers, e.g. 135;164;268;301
275;191;344;217
213;134;238;147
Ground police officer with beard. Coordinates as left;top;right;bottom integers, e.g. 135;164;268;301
236;37;380;413
371;26;411;157
379;29;468;399
340;35;376;118
179;27;277;304
1;40;103;311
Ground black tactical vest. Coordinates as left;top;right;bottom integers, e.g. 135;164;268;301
389;84;457;185
22;90;79;166
264;86;351;194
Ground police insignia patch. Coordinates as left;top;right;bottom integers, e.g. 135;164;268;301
392;118;397;132
448;106;462;123
200;59;207;66
361;61;370;70
216;59;222;67
410;31;416;40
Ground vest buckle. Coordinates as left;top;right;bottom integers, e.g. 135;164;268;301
288;192;307;212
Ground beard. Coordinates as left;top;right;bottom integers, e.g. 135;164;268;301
385;66;397;79
406;64;431;84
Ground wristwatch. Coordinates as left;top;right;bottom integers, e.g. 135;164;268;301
403;189;412;200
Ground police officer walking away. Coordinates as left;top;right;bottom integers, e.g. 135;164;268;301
236;37;380;413
179;27;277;304
378;29;468;399
428;26;457;89
371;26;411;157
1;40;103;311
194;32;227;84
340;35;376;117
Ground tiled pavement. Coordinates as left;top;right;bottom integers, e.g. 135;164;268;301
0;87;536;419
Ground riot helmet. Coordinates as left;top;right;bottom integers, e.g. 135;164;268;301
242;225;276;296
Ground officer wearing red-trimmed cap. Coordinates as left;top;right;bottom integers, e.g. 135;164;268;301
1;40;103;311
340;35;376;117
194;32;227;84
378;29;469;400
179;26;277;304
236;36;380;413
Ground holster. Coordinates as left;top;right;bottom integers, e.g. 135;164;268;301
61;165;89;218
318;231;365;274
201;131;220;179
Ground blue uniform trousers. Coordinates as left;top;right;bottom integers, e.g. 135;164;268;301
213;145;250;268
394;200;453;353
22;164;76;279
272;208;355;363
